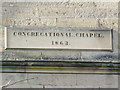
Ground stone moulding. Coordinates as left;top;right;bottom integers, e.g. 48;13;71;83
1;61;120;74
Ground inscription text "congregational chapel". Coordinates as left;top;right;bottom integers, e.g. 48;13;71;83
5;29;112;50
13;32;104;38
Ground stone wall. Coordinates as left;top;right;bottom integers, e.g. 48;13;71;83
1;2;119;62
1;1;119;88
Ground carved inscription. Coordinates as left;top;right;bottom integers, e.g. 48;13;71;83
5;28;112;50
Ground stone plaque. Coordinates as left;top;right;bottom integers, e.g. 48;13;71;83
4;27;112;50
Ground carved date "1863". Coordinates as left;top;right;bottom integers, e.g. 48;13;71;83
51;41;70;45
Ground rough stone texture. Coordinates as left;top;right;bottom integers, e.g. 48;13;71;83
1;1;119;89
2;73;118;88
2;2;118;28
1;2;119;62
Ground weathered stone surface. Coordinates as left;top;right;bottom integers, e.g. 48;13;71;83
2;73;118;88
2;2;118;27
1;1;119;88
